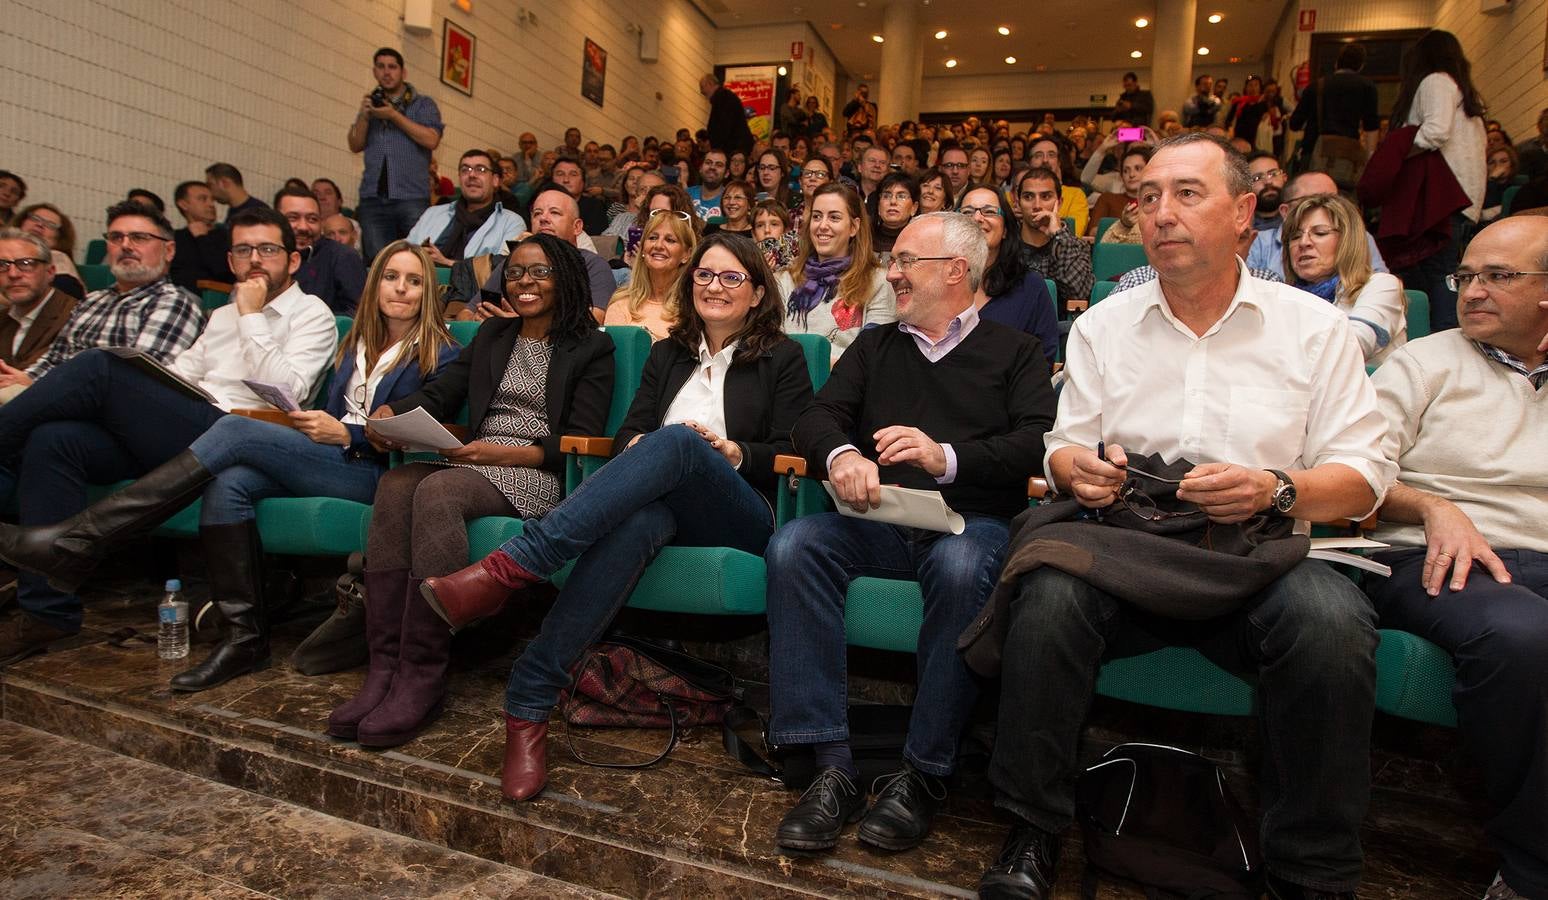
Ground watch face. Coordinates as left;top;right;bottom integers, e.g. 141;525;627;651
1275;483;1297;512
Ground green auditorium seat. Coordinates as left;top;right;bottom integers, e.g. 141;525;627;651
1404;289;1430;341
84;239;107;265
1092;243;1148;283
1095;217;1117;243
79;264;113;292
1089;281;1118;305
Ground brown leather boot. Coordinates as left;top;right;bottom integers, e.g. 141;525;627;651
326;568;410;740
501;712;548;801
420;559;525;632
355;580;449;748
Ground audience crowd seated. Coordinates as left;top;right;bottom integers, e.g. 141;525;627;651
3;27;1543;896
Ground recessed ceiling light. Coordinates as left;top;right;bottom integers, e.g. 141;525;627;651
872;33;884;42
777;65;788;76
945;58;958;67
1004;55;1017;64
856;1;866;6
1135;17;1149;27
935;29;948;39
997;25;1011;35
1208;13;1223;22
1196;46;1210;55
1131;50;1143;58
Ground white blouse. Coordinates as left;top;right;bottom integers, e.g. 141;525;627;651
342;340;410;424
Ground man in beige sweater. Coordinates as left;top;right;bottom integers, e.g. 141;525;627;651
1365;216;1548;900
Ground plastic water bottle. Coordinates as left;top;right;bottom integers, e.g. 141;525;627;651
157;579;189;660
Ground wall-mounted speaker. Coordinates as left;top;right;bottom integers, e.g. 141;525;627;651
640;26;660;62
403;0;433;34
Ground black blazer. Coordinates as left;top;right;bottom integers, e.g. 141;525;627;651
388;318;615;471
614;336;813;495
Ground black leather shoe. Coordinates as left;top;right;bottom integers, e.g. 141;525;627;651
169;522;269;693
1265;872;1354;900
169;639;271;692
978;823;1061;899
857;763;947;851
775;766;866;851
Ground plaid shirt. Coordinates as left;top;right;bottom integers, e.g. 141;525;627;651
1474;340;1548;388
1019;230;1095;302
357;83;444;202
28;277;204;378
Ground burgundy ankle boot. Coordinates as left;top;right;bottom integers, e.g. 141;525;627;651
501;712;548;801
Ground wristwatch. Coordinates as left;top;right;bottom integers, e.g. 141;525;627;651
1265;469;1297;514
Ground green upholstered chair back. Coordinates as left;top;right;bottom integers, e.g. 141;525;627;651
79;264;113;292
1089;280;1118;305
84;239;107;265
602;326;651;436
1092;243;1148;283
1095;217;1118;243
787;333;831;392
1043;278;1058;312
435;266;452;286
1403;289;1430;341
1502;184;1522;216
201;288;228;312
446;319;480;346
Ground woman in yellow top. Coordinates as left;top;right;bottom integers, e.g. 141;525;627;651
604;209;696;341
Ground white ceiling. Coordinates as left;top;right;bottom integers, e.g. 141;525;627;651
694;0;1288;78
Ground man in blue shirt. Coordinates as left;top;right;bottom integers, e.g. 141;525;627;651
347;47;444;263
406;150;526;267
1247;171;1388;279
685;150;728;219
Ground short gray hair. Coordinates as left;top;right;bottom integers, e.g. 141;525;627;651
1154;131;1251;197
0;227;52;261
917;211;988;292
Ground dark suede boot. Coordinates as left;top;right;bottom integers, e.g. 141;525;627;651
170;522;271;692
326;567;411;741
355;578;449;748
0;450;211;593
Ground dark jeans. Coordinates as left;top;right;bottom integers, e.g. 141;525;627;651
1367;548;1548;896
501;425;775;721
0;351;225;630
356;196;429;263
765;511;1010;778
1395;211;1471;334
991;561;1377;892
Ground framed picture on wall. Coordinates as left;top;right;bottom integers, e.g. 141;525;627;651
441;20;475;96
582;38;607;107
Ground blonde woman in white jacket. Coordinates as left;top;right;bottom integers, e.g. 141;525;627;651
1283;194;1406;366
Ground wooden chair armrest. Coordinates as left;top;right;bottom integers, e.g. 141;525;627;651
774;454;807;478
1028;477;1051;500
195;279;233;293
231;408;294;428
1066;299;1089;313
560;435;614;456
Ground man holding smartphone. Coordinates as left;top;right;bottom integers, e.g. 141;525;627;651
347;47;444;262
1015;167;1094;311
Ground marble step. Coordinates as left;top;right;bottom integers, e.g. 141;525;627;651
0;584;1500;898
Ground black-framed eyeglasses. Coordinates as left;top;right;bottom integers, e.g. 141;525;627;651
1115;481;1199;522
104;230;171;247
800;169;830;181
458;164;495;175
503;264;553;282
691;267;750;289
0;257;48;273
939;161;968;170
230;243;288;259
1251;168;1286;184
1446;270;1548;291
958;205;1002;218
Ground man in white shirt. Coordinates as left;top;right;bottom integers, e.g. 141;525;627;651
0;206;336;666
1364;216;1548;900
977;134;1394;900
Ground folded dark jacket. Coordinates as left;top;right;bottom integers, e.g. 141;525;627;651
1357;125;1470;272
958;454;1309;678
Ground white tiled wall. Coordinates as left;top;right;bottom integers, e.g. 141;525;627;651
715;23;841;117
1438;0;1548;137
0;0;716;243
920;64;1262;116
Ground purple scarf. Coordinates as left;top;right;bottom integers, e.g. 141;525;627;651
787;255;851;327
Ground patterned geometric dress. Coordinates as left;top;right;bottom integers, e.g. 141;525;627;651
441;337;563;516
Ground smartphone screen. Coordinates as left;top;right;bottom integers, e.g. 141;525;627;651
1117;127;1145;142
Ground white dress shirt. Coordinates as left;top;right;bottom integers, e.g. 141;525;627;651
663;338;736;441
172;281;339;412
1047;259;1395;521
9;290;49;356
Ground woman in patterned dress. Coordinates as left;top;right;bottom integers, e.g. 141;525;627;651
420;233;814;801
326;233;615;749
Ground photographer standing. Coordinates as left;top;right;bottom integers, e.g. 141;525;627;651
347;47;444;261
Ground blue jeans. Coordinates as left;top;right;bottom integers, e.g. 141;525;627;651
1367;548;1548;897
0;350;225;631
1396;211;1471;333
501;425;775;721
187;415;383;526
990;560;1377;892
765;511;1010;778
357;196;429;263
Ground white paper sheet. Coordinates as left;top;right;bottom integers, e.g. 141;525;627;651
241;379;300;412
822;482;965;534
366;407;464;453
1307;537;1392;577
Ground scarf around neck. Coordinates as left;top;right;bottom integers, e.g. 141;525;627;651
1299;274;1341;303
787;254;851;326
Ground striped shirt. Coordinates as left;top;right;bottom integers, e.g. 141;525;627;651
1475;340;1548;388
27;277;204;378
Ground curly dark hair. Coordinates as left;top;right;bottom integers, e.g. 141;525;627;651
669;233;784;365
506;233;598;347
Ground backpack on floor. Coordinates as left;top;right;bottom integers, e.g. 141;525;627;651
1076;743;1263;900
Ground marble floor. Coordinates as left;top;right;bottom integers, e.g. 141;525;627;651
0;571;1502;898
